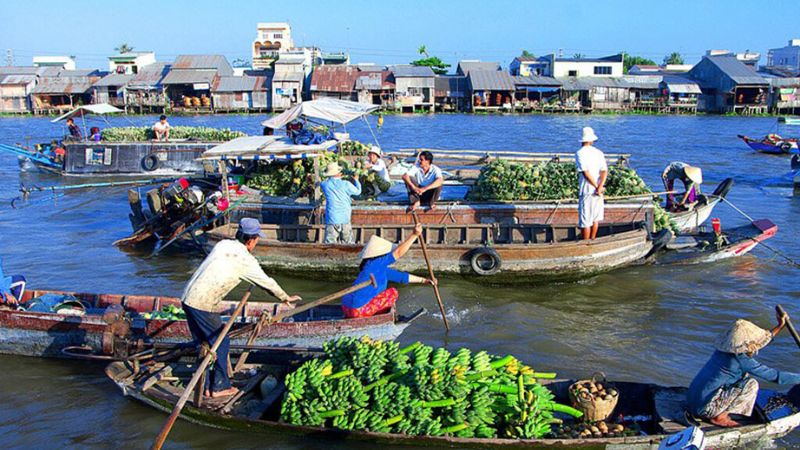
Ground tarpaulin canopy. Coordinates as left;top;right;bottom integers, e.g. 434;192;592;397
199;135;338;161
524;87;560;93
261;98;379;129
51;103;124;123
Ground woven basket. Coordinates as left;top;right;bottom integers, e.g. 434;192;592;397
568;372;619;422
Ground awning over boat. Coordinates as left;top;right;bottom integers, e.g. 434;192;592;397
261;98;379;129
51;103;124;123
199;135;338;161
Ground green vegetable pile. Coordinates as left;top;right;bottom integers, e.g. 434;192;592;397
339;140;369;156
141;304;186;321
470;160;677;233
280;336;582;439
101;126;246;142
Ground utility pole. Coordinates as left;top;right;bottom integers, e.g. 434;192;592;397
5;49;13;66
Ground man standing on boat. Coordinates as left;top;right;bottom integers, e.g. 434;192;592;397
320;162;362;244
180;218;302;398
403;151;444;212
687;314;800;427
153;115;170;141
661;162;703;211
576;127;607;240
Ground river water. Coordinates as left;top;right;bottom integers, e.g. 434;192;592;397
0;113;798;449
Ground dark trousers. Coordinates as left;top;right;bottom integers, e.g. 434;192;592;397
407;182;442;207
183;303;231;392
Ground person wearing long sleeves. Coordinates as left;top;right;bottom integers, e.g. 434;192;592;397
687;312;800;427
180;218;302;398
320;162;361;244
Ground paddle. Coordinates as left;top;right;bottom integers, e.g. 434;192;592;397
412;211;449;332
151;285;254;450
232;275;377;371
776;305;800;348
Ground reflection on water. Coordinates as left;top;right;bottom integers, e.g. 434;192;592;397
1;114;799;448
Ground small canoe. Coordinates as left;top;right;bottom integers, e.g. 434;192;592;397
657;219;777;265
0;289;422;359
738;134;798;155
668;178;733;233
105;348;800;449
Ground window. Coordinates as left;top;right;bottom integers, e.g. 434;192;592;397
274;33;283;39
594;66;612;75
568;70;578;77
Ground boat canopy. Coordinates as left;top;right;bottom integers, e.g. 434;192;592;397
51;103;124;123
199;135;338;161
261;98;379;130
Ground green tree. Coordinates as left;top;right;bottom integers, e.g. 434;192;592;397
664;52;685;65
410;44;451;75
623;54;657;73
114;43;134;54
417;45;428;58
521;49;535;58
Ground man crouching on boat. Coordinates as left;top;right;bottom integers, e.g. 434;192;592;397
180;218;302;398
687;312;800;427
340;223;435;318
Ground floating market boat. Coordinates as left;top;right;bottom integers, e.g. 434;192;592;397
0;288;421;359
658;219;778;265
738;134;799;155
105;346;800;449
667;178;734;233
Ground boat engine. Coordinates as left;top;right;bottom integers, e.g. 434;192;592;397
101;304;145;359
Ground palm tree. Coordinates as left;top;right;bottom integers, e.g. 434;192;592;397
418;45;429;58
115;43;134;54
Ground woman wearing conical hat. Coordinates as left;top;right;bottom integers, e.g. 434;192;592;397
661;162;703;211
687;311;800;427
341;223;436;318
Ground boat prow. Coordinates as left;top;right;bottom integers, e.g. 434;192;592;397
659;219;777;265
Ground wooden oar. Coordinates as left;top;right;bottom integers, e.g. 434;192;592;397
232;275;377;371
412;211;450;332
151;286;254;450
776;305;800;348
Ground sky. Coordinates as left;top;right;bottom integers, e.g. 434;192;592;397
2;0;799;70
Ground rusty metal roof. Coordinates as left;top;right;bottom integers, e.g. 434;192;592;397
32;76;97;94
127;63;170;89
93;73;135;87
212;76;267;92
0;66;43;75
468;70;515;91
310;66;359;93
171;55;233;75
0;74;37;85
354;71;394;90
161;69;217;85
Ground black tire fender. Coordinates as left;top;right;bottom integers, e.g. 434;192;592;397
468;247;502;276
142;154;160;172
711;178;734;199
792;155;800;171
781;142;794;153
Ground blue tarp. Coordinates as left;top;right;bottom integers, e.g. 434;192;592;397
525;87;559;93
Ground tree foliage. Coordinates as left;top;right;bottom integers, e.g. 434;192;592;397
521;50;535;58
115;43;134;54
664;52;684;65
623;54;657;73
410;44;450;75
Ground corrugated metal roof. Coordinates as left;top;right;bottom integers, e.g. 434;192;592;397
127;63;170;89
212;76;265;92
0;66;42;75
274;71;305;82
354;71;394;90
390;65;435;78
161;69;216;85
356;64;385;73
93;73;135;87
468;70;515;91
0;74;37;85
310;66;359;93
514;56;538;62
434;75;467;96
705;56;768;85
770;77;800;88
512;75;562;87
32;77;96;94
558;77;632;90
621;75;662;90
172;55;232;72
457;61;501;75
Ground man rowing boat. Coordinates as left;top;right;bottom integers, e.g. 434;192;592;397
180;218;302;398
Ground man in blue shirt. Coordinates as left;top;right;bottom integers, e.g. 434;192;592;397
320;162;361;244
687;312;800;427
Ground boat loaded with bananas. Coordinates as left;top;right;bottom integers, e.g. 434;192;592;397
0;288;422;359
106;337;800;449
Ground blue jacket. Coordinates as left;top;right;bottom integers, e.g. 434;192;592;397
342;252;410;309
0;257;10;296
687;350;800;415
321;177;361;225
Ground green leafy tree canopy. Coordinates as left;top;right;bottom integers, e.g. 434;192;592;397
623;54;657;73
115;43;134;54
664;52;685;65
410;44;451;75
521;50;535;58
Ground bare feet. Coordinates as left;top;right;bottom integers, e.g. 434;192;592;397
710;413;740;427
209;386;239;398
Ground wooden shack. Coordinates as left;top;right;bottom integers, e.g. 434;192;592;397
770;77;800;115
211;75;270;112
0;73;37;113
659;76;701;114
467;70;515;111
161;55;233;112
309;65;359;101
354;69;395;107
512;75;561;112
31;69;102;115
434;75;467;112
688;55;769;114
390;65;435;112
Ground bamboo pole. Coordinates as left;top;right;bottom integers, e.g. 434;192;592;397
412;211;449;332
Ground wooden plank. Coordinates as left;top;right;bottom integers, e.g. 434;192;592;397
247;381;286;420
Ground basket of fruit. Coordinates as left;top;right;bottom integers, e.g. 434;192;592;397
568;372;619;422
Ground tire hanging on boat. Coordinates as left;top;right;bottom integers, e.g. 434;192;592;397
142;154;160;172
468;247;502;276
781;142;794;153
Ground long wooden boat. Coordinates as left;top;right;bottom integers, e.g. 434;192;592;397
105;349;800;449
0;288;422;359
738;134;799;155
658;219;778;265
205;219;658;282
667;178;733;233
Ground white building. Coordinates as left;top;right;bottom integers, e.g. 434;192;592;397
767;39;800;70
252;22;294;68
32;56;76;70
536;54;623;78
706;49;760;67
107;52;156;74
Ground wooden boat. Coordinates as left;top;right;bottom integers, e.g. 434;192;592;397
657;219;777;265
0;288;422;359
205;219;659;282
738;134;799;155
667;178;733;233
105;348;800;449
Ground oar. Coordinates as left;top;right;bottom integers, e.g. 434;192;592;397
151;286;254;450
149;198;245;257
776;305;800;348
232;274;377;371
411;211;450;332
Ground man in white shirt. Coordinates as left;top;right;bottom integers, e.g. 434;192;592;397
181;217;302;398
575;127;608;240
402;151;444;212
153;115;170;141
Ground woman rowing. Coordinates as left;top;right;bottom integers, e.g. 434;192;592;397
341;223;436;318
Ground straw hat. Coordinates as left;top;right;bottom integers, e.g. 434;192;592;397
359;235;396;259
684;166;703;184
715;319;772;355
581;127;599;143
323;162;342;177
368;145;382;157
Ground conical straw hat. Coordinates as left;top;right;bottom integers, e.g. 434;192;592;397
685;166;703;184
715;319;772;354
359;235;395;259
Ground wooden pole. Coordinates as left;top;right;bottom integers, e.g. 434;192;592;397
776;305;800;349
412;211;449;332
150;286;254;450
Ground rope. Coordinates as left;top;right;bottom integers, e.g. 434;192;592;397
716;196;756;222
362;115;380;148
726;230;800;269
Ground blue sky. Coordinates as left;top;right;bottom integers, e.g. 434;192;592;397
2;0;798;70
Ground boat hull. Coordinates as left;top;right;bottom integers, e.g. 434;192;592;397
658;219;777;265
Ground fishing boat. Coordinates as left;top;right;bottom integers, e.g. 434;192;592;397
667;178;734;233
105;348;800;449
0;288;422;359
657;219;778;265
738;134;799;155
